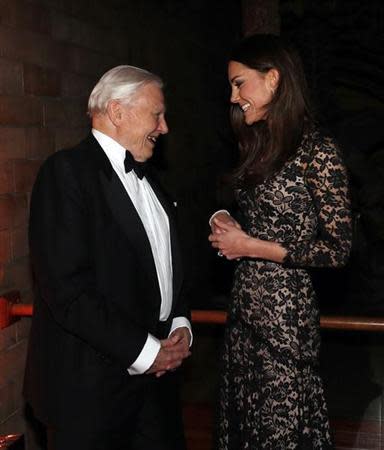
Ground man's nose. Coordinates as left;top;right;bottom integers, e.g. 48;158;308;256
159;117;169;134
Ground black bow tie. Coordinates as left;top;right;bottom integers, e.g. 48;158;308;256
124;151;147;180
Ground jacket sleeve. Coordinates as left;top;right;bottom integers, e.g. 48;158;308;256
29;153;148;367
282;135;352;268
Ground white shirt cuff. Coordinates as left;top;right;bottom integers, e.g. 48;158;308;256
170;317;193;347
127;334;161;375
208;209;231;226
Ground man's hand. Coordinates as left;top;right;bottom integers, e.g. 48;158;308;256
168;326;191;349
146;327;191;378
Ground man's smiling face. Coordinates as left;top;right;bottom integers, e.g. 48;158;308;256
115;82;168;162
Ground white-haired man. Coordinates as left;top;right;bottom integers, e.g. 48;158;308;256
24;65;192;450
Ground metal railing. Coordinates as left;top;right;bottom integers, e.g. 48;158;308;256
2;292;384;332
191;310;384;332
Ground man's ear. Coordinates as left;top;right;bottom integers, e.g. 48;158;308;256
106;100;123;126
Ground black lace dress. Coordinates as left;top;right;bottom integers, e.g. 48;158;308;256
216;129;352;449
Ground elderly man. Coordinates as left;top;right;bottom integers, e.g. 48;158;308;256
24;66;192;450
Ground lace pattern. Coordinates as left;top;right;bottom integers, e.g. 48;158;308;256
216;128;351;449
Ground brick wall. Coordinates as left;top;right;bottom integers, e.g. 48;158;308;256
0;0;131;440
0;0;241;445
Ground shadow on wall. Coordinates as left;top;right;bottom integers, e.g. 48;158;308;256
312;109;384;317
279;0;384;316
24;404;46;450
338;109;384;315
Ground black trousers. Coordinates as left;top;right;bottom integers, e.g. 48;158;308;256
46;372;186;450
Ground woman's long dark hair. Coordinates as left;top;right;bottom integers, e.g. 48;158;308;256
230;34;313;186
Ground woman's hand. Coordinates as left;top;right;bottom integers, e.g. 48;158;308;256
210;211;241;234
209;218;250;260
209;218;288;263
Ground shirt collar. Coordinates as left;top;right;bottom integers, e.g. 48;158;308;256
92;128;126;172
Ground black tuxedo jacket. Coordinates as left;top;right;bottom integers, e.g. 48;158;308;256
24;134;189;430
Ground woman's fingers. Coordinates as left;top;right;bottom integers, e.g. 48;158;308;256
213;218;232;230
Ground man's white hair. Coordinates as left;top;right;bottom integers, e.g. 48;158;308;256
87;65;163;117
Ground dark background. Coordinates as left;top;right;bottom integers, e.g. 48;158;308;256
279;0;384;316
97;0;384;317
149;0;384;316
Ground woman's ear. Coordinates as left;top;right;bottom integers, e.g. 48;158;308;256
267;68;280;94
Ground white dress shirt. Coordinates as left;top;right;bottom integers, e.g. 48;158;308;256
92;129;191;375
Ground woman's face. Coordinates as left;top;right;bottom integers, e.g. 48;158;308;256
228;60;277;125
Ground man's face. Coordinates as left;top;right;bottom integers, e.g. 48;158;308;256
115;82;168;162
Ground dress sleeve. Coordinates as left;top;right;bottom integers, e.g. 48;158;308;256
283;135;352;268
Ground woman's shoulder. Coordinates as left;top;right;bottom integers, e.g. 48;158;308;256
301;124;341;161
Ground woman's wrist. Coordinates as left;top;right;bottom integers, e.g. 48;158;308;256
243;234;256;258
244;237;287;262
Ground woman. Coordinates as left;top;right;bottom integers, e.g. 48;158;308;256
209;34;352;449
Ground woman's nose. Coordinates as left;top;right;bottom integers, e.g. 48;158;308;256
230;88;240;104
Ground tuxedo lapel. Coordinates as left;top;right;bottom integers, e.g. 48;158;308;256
98;171;160;292
85;134;161;304
86;133;181;314
87;134;151;255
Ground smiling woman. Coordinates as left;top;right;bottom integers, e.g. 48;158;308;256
209;34;352;450
228;60;277;124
